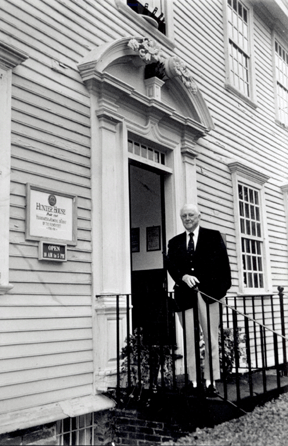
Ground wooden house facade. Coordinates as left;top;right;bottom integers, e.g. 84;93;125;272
0;0;288;443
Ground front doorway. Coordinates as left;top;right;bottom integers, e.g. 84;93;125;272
129;162;173;346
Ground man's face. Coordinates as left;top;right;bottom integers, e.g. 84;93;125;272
180;205;201;232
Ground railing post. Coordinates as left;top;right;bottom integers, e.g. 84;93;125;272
169;292;177;390
182;309;189;388
278;286;287;376
232;311;241;404
116;295;120;400
219;302;228;400
252;295;258;370
273;332;281;391
126;294;131;390
206;300;214;390
243;298;253;398
260;325;267;393
261;295;267;369
193;294;202;392
136;326;142;392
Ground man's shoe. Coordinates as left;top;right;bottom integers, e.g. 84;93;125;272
206;384;218;398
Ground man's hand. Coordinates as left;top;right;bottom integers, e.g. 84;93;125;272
182;274;200;288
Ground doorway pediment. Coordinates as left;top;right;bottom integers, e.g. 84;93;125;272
78;36;214;140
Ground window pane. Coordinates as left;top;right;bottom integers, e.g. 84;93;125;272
246;238;250;253
246;220;251;235
128;140;133;153
238;184;243;199
254;191;259;205
141;145;147;158
247;255;252;270
239;201;244;216
245;203;250;217
244;187;248;201
134;142;140;155
243;8;247;23
255;207;260;221
259;274;264;288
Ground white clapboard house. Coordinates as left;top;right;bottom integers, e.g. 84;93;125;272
1;0;288;444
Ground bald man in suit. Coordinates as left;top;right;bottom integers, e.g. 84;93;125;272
167;204;231;394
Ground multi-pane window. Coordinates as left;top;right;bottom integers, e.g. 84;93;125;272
238;183;264;289
275;40;288;126
56;414;97;445
128;139;166;165
227;0;250;97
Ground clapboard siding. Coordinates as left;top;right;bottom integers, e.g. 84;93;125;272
0;362;94;388
0;317;92;332
0;374;93;402
0;329;92;346
0;0;98;415
1;351;93;374
1;340;93;361
0;0;287;424
2;385;93;415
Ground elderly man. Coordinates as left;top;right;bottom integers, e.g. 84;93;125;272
167;204;231;395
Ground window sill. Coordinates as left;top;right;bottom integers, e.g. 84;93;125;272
235;290;274;298
224;83;258;110
115;0;175;51
0;284;13;295
275;119;288;131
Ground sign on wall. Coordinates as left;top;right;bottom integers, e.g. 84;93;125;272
39;241;67;262
26;184;77;245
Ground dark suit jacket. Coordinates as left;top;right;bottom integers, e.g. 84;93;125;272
166;227;231;311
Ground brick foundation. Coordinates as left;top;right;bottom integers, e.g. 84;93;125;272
0;424;56;445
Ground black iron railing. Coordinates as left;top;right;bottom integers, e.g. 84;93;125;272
110;287;288;409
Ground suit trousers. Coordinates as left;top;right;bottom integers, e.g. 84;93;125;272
179;292;222;383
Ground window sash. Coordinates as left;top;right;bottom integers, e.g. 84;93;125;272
226;0;250;96
238;183;264;289
275;40;288;125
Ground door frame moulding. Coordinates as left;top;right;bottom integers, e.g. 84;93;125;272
77;36;215;391
0;41;29;295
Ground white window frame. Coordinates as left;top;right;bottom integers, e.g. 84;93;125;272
115;0;175;47
222;0;257;106
273;33;288;128
228;160;271;294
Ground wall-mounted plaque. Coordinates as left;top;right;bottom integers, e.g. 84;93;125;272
147;226;161;251
39;241;67;262
26;184;77;245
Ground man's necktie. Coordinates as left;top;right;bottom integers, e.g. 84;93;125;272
188;232;194;255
